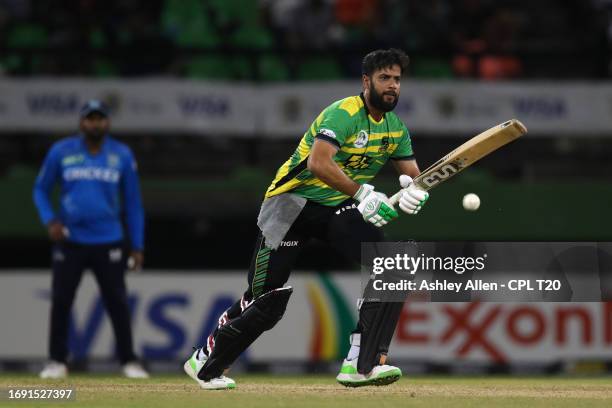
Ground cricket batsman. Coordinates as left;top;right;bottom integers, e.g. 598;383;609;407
184;49;429;389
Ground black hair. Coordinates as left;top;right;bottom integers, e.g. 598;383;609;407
361;48;410;76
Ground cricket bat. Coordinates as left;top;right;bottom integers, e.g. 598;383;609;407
390;119;527;205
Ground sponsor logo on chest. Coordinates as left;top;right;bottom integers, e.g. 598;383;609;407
63;167;120;183
62;153;121;183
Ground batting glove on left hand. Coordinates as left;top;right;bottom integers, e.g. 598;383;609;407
398;175;429;215
354;184;398;227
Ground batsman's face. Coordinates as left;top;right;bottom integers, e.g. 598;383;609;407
365;64;401;112
80;113;109;142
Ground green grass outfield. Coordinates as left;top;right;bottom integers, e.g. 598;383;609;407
1;374;611;408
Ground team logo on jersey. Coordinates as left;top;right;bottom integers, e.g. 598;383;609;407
107;154;120;168
354;130;369;148
61;154;85;166
319;128;336;139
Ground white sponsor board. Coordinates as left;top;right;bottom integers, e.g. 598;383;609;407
0;271;611;363
0;271;360;361
261;81;612;136
0;80;257;134
1;80;612;136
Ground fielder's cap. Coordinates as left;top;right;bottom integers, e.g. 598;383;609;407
80;100;109;118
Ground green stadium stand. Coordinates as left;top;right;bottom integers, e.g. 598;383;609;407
410;57;453;79
4;23;48;74
258;55;290;82
89;29;119;77
162;0;230;79
297;57;343;80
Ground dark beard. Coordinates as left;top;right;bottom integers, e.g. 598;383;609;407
369;83;398;112
84;130;105;143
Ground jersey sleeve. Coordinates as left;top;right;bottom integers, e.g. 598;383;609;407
391;125;415;160
121;148;145;250
314;106;353;149
32;144;61;225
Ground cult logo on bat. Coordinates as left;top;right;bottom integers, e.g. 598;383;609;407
421;160;463;188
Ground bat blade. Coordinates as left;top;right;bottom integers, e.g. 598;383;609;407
390;119;527;205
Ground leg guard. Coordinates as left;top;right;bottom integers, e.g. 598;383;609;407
356;240;415;373
356;301;404;374
198;287;292;381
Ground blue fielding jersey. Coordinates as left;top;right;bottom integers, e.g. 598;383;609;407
33;135;144;249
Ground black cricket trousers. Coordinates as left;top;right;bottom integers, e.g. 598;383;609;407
203;198;384;355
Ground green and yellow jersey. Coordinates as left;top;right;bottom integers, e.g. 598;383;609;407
265;94;415;206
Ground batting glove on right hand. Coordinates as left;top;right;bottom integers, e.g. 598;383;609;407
398;175;429;215
354;184;398;227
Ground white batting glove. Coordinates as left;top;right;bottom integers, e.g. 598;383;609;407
398;175;429;215
354;184;398;227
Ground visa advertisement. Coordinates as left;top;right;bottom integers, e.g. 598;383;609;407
0;271;611;364
2;80;612;136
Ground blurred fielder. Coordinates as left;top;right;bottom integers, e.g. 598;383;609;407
185;49;429;389
33;100;148;379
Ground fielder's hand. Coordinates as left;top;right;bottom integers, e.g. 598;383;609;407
127;250;144;272
398;175;429;215
47;220;68;242
354;184;398;227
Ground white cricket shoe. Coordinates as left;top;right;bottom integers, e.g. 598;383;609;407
39;361;68;379
336;358;402;387
122;362;150;379
183;348;236;390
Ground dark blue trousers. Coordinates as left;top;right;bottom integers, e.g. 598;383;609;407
49;241;137;364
